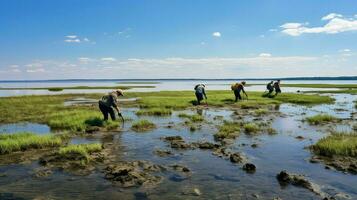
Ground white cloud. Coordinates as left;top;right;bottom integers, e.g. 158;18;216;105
280;23;303;29
101;57;116;62
322;13;343;21
65;35;78;39
259;53;272;57
200;42;206;45
64;39;81;43
280;13;357;36
339;49;351;52
269;29;277;32
212;32;221;37
83;38;90;42
26;68;45;73
9;65;19;68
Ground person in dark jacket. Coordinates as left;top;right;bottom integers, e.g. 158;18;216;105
194;84;207;105
98;89;124;120
274;80;281;96
231;81;248;102
266;81;274;94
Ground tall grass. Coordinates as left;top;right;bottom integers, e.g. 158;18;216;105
131;119;156;132
311;132;357;157
0;132;62;154
306;114;337;125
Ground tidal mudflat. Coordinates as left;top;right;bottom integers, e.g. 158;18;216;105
0;91;356;199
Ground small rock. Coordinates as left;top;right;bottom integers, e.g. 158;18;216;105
170;164;190;173
230;152;244;163
295;136;305;140
243;163;256;173
251;144;258;148
154;149;173;157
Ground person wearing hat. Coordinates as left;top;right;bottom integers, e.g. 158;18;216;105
98;89;124;121
194;84;207;105
231;81;248;102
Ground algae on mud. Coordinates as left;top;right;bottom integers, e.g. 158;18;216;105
214;121;241;141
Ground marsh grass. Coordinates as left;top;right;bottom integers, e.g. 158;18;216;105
0;132;62;154
0;91;333;133
48;88;64;92
311;132;357;157
214;121;241;141
243;123;260;134
254;108;269;116
306;114;337;125
48;110;119;132
178;113;204;122
136;108;172;116
131;119;156;132
58;143;102;161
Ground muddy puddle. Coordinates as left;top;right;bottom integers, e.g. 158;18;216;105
0;93;356;199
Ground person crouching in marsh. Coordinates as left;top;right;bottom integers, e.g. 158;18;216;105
194;84;207;105
266;81;274;95
231;81;248;102
98;89;123;121
274;80;281;96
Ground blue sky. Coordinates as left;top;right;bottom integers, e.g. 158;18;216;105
0;0;356;79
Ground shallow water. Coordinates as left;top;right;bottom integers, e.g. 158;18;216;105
1;79;356;97
0;93;356;199
0;123;50;135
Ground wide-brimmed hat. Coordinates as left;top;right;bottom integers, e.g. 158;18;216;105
115;89;124;96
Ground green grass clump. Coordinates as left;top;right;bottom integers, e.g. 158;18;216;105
243;123;260;134
0;132;62;154
48;88;64;92
178;113;204;122
311;132;357;157
131;119;156;132
214;121;241;141
48;110;119;132
306;114;337;125
58;143;102;161
254;108;268;116
136;108;172;116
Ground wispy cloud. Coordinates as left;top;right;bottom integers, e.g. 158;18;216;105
280;13;357;36
101;57;116;62
212;32;221;37
65;35;78;39
259;53;272;57
64;35;93;43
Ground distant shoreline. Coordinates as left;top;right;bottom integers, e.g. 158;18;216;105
1;76;357;82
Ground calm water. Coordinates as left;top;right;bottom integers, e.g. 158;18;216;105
1;79;356;97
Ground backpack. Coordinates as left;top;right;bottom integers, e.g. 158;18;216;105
231;83;239;91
